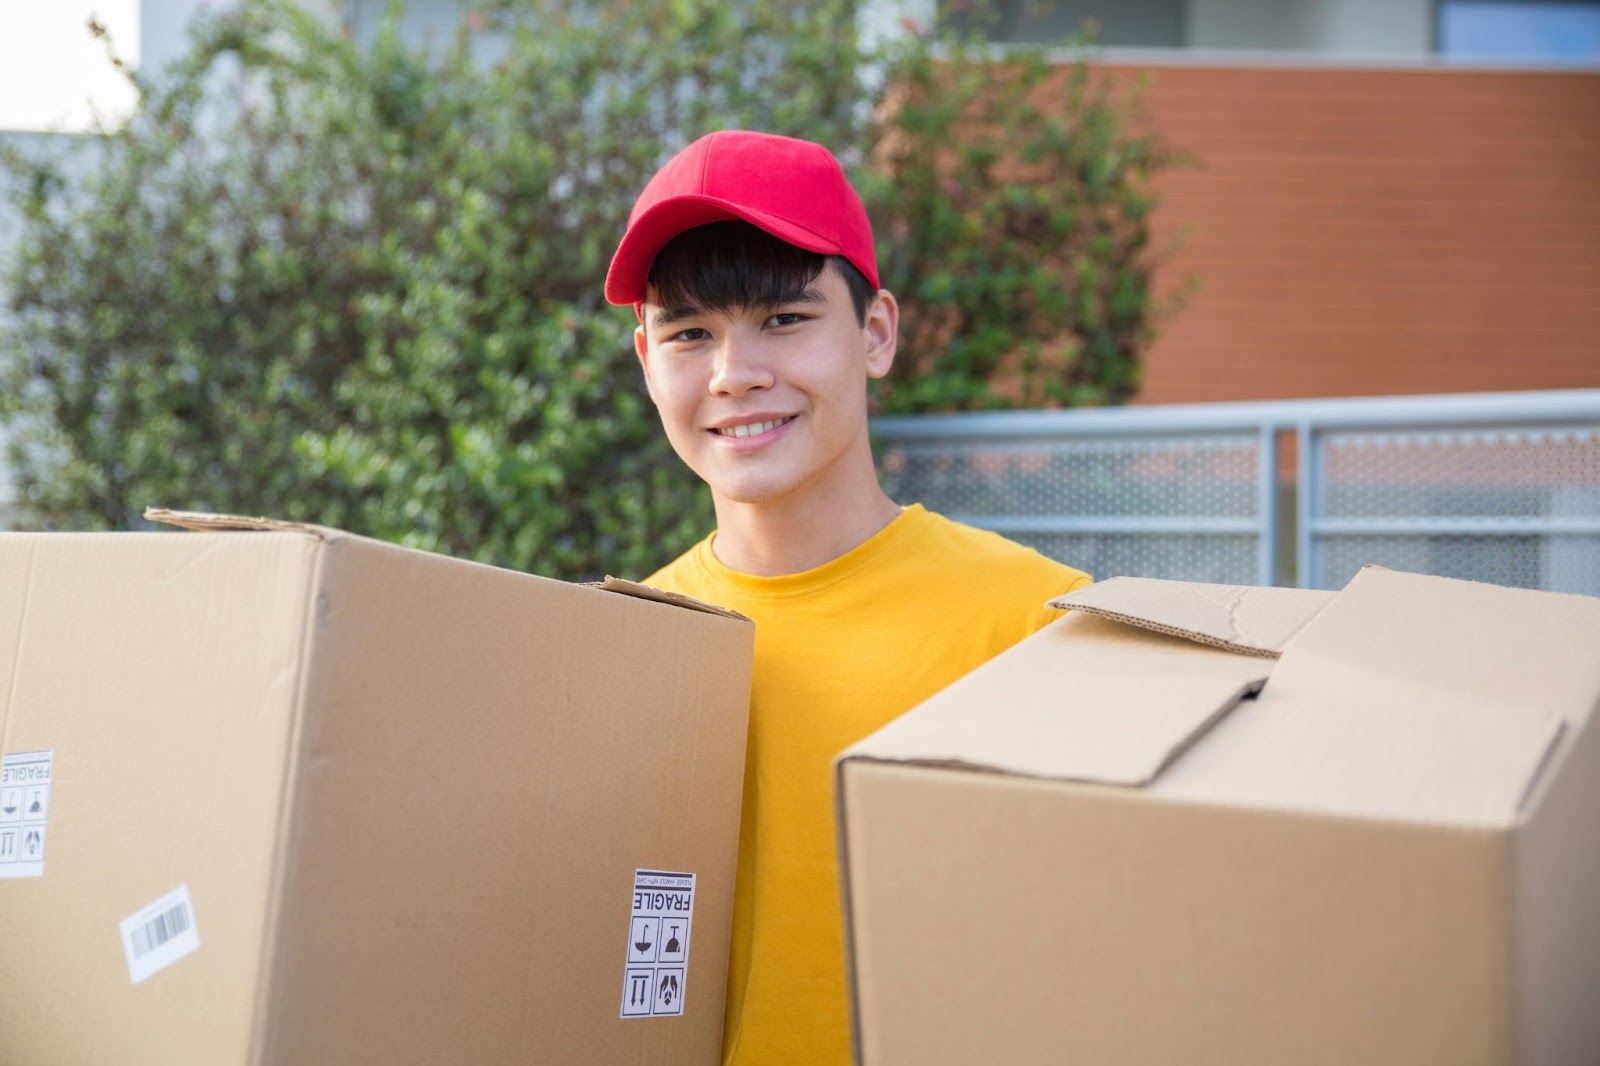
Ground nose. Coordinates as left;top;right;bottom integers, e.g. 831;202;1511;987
708;329;774;397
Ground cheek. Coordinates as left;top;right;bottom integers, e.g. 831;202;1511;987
650;375;705;434
802;360;869;419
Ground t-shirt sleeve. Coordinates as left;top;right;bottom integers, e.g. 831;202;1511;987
1012;561;1092;642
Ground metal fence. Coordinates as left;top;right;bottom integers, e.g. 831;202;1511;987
873;389;1600;595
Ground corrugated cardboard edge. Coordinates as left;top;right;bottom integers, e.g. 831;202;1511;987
1060;605;1278;659
1052;576;1338;658
590;576;750;622
145;507;338;541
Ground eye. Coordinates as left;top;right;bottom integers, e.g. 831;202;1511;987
765;312;809;329
667;327;710;343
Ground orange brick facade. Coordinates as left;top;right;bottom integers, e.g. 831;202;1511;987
1108;62;1600;405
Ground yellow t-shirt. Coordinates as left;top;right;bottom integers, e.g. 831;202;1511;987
645;504;1091;1065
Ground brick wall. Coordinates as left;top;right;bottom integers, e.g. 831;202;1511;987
1109;62;1600;404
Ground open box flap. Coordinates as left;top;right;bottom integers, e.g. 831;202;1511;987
589;577;750;622
1053;576;1337;658
1153;567;1600;826
146;507;337;539
840;611;1272;787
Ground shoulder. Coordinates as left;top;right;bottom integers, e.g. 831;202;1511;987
907;507;1091;596
883;506;1090;643
641;537;712;596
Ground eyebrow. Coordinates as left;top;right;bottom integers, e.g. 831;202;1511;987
649;305;706;330
647;287;828;331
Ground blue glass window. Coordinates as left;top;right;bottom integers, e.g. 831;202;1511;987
1439;1;1600;62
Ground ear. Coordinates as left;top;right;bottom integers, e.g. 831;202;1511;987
863;289;899;380
634;323;659;404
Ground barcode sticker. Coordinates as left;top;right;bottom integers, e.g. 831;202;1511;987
119;884;201;984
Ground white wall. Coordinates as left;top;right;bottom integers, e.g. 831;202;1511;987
0;1;217;527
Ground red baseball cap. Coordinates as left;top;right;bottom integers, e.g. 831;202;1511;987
605;130;880;307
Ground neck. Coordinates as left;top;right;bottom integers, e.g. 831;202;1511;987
708;438;902;577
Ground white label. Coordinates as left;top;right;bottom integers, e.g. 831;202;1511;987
0;750;53;879
119;884;201;984
619;869;695;1018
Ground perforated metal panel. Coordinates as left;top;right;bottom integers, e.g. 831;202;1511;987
1310;426;1600;595
877;433;1266;583
995;532;1261;585
874;391;1600;593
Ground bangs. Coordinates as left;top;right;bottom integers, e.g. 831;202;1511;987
646;220;827;316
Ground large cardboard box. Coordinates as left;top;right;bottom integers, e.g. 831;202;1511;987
0;512;753;1065
836;567;1600;1066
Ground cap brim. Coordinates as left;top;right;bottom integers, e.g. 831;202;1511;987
604;194;843;306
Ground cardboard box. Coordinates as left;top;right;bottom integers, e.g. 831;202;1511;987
0;511;752;1065
836;567;1600;1066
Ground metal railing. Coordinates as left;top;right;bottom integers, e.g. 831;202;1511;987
873;389;1600;594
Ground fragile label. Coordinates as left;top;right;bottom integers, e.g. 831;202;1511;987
119;884;201;984
0;750;53;879
619;869;695;1018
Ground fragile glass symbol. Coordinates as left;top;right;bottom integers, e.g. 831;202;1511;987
665;924;681;954
27;792;41;814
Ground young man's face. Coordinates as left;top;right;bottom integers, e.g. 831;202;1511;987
634;263;898;508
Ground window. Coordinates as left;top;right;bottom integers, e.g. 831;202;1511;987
0;2;141;134
1438;0;1600;62
944;0;1186;47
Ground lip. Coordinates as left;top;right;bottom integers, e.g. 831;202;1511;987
705;414;797;449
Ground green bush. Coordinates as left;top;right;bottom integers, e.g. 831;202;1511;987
0;0;1182;578
867;31;1185;412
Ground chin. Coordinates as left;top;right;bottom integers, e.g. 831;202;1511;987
707;474;808;507
714;486;795;507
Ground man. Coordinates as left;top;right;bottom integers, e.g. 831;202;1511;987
606;129;1090;1064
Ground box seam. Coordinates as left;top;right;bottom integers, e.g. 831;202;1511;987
834;755;869;1066
1;539;36;744
1491;831;1519;1064
245;533;330;1066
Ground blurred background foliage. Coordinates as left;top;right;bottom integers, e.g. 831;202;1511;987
0;0;1182;579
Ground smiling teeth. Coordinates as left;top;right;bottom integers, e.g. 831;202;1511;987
718;418;790;438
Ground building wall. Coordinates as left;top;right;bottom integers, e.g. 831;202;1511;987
1119;61;1600;403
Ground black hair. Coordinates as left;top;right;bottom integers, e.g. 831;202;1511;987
645;220;876;326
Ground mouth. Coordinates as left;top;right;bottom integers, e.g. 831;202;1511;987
710;416;796;439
